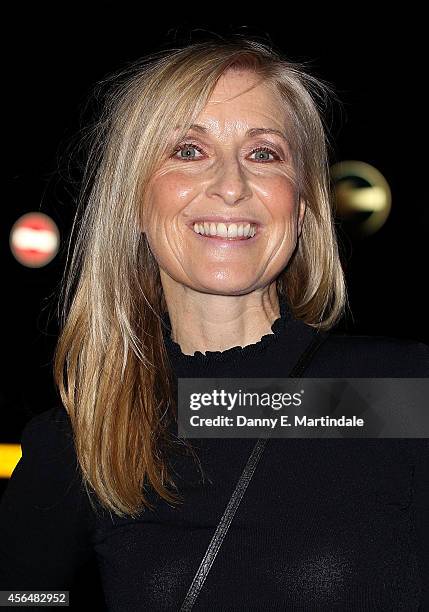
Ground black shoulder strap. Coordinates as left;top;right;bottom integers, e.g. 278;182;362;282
179;331;329;611
288;330;329;377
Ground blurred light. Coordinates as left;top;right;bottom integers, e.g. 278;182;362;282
0;444;22;478
9;212;60;267
330;161;392;237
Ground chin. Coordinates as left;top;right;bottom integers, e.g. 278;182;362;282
192;275;260;296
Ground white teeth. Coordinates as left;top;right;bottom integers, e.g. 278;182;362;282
227;224;237;238
217;223;227;238
192;221;257;239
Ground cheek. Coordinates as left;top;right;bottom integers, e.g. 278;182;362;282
144;174;197;223
259;177;298;218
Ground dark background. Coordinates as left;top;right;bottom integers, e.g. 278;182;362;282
2;13;428;433
1;10;427;610
2;12;427;438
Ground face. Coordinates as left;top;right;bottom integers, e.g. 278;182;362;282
142;69;306;297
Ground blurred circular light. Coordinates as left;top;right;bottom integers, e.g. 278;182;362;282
330;160;392;237
9;212;60;268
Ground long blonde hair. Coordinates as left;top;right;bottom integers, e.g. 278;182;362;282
53;36;347;518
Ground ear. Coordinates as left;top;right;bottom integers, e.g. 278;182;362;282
297;197;306;238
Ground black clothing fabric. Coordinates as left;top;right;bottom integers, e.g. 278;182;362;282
1;294;428;611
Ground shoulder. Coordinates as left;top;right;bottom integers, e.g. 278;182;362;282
23;403;74;434
0;404;96;545
306;331;429;376
14;406;106;521
5;404;85;511
20;404;74;449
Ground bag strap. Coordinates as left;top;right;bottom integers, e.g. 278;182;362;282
179;331;328;611
287;330;329;378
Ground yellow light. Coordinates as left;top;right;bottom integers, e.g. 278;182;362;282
0;444;22;479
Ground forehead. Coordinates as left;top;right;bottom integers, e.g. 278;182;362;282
191;70;287;136
208;70;273;101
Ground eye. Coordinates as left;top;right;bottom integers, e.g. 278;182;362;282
249;147;281;162
172;142;204;161
171;142;282;162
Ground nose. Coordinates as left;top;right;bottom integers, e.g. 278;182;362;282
205;157;252;206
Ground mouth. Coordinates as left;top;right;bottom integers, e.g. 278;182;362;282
186;219;261;243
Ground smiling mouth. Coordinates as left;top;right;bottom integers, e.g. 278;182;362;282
189;221;259;241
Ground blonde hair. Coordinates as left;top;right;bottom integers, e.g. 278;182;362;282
53;36;347;518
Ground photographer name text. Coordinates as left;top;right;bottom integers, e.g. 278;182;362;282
188;415;365;428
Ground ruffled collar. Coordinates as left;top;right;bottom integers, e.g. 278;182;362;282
161;293;292;365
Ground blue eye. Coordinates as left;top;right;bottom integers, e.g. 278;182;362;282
171;142;281;162
250;147;278;161
173;143;204;161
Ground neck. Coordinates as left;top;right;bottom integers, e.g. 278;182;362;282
161;279;281;356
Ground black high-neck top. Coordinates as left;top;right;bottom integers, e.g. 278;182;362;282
0;295;428;611
161;293;291;371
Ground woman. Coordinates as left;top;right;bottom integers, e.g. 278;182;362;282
0;38;428;611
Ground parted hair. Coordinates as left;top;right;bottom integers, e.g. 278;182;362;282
53;36;347;518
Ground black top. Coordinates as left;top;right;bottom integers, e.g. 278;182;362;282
1;293;428;611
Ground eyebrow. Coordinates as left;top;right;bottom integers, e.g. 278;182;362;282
175;123;289;143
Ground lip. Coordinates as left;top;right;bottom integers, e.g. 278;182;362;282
186;218;262;242
186;222;260;245
186;217;261;228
